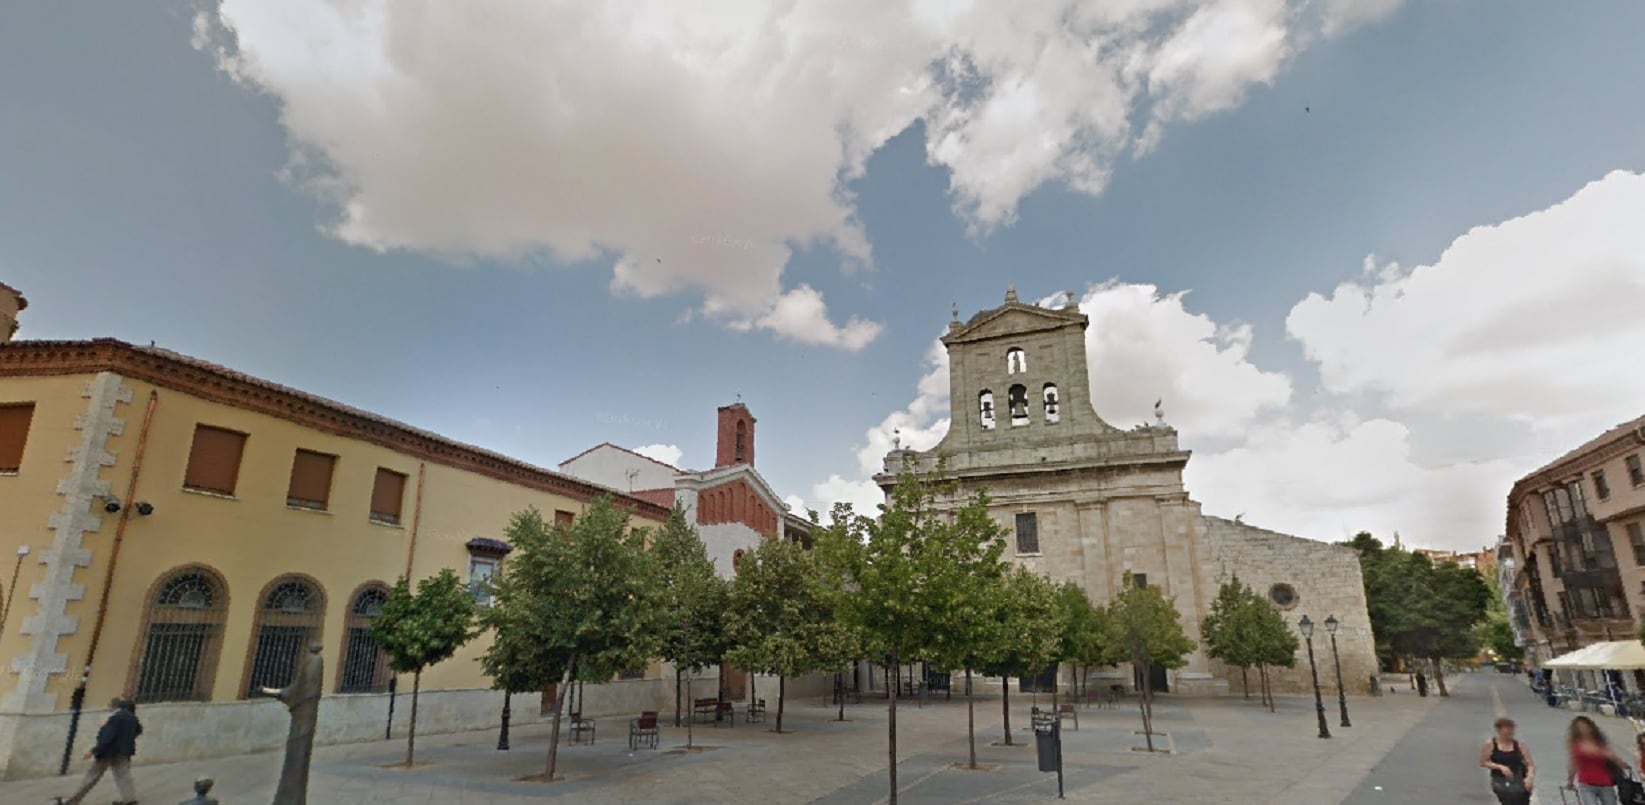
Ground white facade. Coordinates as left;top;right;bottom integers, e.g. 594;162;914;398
558;443;680;494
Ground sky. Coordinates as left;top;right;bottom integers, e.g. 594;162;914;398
3;1;1643;552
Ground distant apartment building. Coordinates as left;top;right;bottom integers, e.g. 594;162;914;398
1504;415;1645;666
1413;546;1497;576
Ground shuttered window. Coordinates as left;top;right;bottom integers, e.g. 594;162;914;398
555;510;575;525
183;425;247;495
1014;512;1039;554
370;468;407;525
285;450;336;511
0;403;34;473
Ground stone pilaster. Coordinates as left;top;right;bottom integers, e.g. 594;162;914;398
2;372;130;714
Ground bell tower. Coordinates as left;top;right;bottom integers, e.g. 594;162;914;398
939;287;1114;455
715;403;756;468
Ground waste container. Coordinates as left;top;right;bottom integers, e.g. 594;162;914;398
1033;713;1059;772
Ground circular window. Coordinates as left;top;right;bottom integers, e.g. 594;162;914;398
1269;583;1298;610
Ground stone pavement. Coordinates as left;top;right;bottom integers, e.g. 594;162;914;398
3;685;1444;803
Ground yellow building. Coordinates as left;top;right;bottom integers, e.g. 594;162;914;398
0;337;671;779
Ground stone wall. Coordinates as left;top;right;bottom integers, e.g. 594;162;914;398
1204;517;1380;696
0;678;669;781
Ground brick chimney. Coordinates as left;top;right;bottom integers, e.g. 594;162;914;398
715;404;756;468
0;282;25;344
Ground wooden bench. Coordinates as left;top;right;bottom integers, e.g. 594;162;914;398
1057;703;1078;731
628;711;659;750
692;697;719;723
569;711;596;745
747;698;767;724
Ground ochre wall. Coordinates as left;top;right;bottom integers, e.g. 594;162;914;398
0;371;666;713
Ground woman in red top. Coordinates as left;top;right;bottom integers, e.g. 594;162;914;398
1567;715;1629;805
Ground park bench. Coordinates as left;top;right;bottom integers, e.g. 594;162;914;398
1058;703;1078;731
628;711;659;750
692;697;719;723
716;700;737;727
747;698;767;724
569;711;596;745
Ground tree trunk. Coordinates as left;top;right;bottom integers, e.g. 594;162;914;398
405;669;422;767
1261;665;1275;713
1140;662;1155;753
544;656;575;781
776;675;786;733
836;672;846;721
1002;678;1013;746
1433;657;1449;697
966;667;977;769
1052;662;1059;709
674;667;684;727
888;650;900;805
1241;667;1250;700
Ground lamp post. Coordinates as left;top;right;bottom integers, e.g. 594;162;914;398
0;545;30;637
1298;615;1331;739
1324;615;1351;728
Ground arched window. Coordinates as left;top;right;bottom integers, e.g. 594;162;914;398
1008;384;1030;426
735;420;746;462
130;566;229;703
243;575;327;699
1007;348;1027;374
1042;383;1061;423
978;390;996;430
338;583;393;694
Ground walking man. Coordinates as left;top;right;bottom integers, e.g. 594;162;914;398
55;697;142;805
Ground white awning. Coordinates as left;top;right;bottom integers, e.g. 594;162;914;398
1545;641;1645;670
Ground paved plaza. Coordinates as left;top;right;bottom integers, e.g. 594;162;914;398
5;675;1539;804
17;672;1616;803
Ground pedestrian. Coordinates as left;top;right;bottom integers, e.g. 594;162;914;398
54;697;142;805
1481;716;1534;804
1567;715;1630;805
1417;670;1429;697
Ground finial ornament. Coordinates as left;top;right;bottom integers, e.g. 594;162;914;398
1065;290;1077;309
892;428;902;451
1005;285;1018;303
952;302;959;322
1154;398;1165;425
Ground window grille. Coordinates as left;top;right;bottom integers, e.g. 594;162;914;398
131;567;228;704
244;576;327;698
339;584;392;693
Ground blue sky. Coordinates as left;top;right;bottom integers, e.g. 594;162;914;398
4;1;1643;550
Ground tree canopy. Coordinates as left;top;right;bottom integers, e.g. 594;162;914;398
1346;533;1490;676
371;568;479;766
1112;573;1196;751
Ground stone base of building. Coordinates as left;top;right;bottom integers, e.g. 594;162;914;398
0;679;670;782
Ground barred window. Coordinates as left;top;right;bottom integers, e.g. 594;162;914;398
244;576;327;698
339;583;393;694
131;567;229;704
1014;512;1039;554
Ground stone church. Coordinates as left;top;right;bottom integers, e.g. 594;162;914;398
876;288;1378;695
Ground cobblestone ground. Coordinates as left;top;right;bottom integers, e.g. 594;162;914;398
4;681;1467;804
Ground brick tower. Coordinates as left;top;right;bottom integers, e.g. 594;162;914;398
714;403;756;468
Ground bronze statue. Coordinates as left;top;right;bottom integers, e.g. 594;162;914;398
263;643;324;805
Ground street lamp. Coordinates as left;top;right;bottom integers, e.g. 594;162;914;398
1323;615;1351;728
1298;615;1331;739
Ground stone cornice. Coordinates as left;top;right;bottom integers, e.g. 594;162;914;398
0;339;671;520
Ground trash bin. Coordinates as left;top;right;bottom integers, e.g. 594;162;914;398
1033;714;1059;772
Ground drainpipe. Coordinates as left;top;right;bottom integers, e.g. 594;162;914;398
60;389;158;775
387;462;427;740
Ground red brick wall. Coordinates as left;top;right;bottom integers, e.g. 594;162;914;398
695;478;778;536
715;404;756;468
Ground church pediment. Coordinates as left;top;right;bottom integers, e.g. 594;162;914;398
944;302;1085;345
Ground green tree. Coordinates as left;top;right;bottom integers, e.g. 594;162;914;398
724;537;857;733
1058;581;1124;709
1249;596;1299;712
1476;572;1524;663
480;499;662;781
815;464;1002;805
1201;575;1261;701
370;568;479;767
650;507;731;728
975;567;1064;751
1112;573;1196;752
1345;532;1489;692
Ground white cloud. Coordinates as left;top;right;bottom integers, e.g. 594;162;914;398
195;0;1386;343
1286;170;1645;448
1320;0;1405;38
808;474;886;519
632;443;684;467
1187;415;1525;549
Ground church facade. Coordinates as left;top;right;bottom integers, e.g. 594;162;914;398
876;289;1378;696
